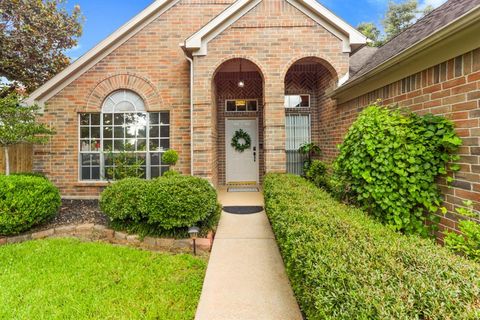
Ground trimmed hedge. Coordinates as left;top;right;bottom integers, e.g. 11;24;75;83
100;175;220;237
264;174;480;319
0;175;61;236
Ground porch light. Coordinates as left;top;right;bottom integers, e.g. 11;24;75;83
188;226;200;255
238;59;245;88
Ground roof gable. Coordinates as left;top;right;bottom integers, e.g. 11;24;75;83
26;0;180;107
184;0;367;56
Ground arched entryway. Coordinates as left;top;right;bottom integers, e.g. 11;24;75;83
284;57;338;174
213;58;265;185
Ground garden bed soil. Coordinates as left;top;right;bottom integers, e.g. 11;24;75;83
31;199;109;232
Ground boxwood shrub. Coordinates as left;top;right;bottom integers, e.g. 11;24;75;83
100;175;220;237
264;174;480;319
0;175;61;236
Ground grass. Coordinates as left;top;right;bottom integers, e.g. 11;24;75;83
0;238;206;320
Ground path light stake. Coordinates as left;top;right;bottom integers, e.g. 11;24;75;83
188;226;200;255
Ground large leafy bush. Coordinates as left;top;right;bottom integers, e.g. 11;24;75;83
100;176;220;237
0;175;61;235
264;174;480;319
334;105;462;236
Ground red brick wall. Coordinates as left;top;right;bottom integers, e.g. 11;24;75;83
328;48;480;241
192;0;348;184
34;0;235;197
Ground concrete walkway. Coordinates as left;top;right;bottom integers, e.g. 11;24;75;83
195;188;302;320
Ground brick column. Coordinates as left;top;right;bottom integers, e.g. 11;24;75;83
263;80;286;173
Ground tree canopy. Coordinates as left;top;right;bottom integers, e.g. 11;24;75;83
0;0;83;94
357;0;434;47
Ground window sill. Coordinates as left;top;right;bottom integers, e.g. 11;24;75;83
75;181;111;187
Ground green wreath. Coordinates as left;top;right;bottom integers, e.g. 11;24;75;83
231;129;252;152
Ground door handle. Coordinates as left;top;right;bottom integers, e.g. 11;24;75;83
253;147;256;162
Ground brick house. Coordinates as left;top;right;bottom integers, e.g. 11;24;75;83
26;0;479;238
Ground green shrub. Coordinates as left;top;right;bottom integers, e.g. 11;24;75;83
162;150;179;166
334;105;462;236
445;202;480;261
99;178;148;222
144;175;219;230
100;175;220;237
304;160;329;189
264;174;480;319
10;172;47;179
0;175;61;235
163;169;180;178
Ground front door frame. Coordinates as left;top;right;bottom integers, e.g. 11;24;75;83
225;117;259;185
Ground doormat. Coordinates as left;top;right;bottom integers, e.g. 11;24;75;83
227;187;259;192
223;206;264;214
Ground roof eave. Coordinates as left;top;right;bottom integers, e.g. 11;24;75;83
331;6;480;104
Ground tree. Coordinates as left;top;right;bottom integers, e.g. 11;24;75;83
357;22;382;47
0;0;83;94
382;0;432;41
0;93;55;175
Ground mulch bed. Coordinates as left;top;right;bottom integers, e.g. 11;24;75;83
31;200;109;233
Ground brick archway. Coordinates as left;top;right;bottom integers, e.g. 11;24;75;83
83;73;162;112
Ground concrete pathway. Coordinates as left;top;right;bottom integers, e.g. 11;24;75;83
195;188;302;320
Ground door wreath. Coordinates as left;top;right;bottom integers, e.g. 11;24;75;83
231;129;251;152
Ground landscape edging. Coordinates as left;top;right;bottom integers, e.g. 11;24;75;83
0;223;213;254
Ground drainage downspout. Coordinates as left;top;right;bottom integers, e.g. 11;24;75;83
185;53;194;175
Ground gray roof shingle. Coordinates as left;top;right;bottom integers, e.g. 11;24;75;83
347;0;480;84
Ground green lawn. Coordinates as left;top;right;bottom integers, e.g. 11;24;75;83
0;238;206;320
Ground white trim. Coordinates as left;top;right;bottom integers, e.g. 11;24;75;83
338;72;349;86
184;0;367;56
185;0;262;56
25;0;180;109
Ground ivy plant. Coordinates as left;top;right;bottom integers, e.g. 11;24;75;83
334;104;462;236
445;201;480;262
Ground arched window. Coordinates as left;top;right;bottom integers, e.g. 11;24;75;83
79;90;170;181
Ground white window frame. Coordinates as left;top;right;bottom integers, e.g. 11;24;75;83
284;94;311;109
225;99;258;112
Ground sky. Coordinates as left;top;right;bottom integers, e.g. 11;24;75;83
65;0;447;60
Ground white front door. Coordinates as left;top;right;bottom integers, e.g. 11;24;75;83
226;118;258;184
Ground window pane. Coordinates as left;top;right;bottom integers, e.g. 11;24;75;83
80;140;91;152
82;154;92;165
137;127;147;138
103;126;113;139
160;112;170;125
114;113;125;125
104;153;114;166
91;140;100;152
124;140;135;151
81;167;90;180
91;167;100;180
91;127;100;139
114;140;124;151
226;101;236;112
160;126;169;138
151;166;160;178
125;113;136;125
80;114;90;126
91;154;100;166
136;139;147;151
151;153;160;166
149;126;159;138
103;114;113;125
136;113;147;125
150;113;159;125
91;114;101;125
160;139;170;150
125;126;136;138
236;101;247;112
103;139;113;152
114;127;124;139
161;166;169;176
247;100;257;111
150;139;159;151
80;127;89;139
